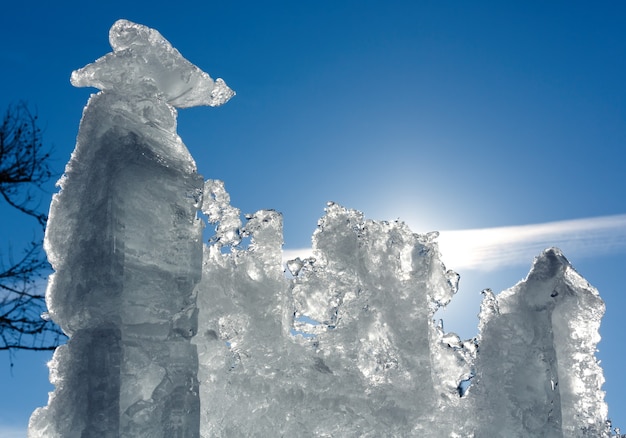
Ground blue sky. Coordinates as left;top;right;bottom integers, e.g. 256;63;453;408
1;0;625;433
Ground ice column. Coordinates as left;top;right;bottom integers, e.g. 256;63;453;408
471;248;609;437
28;20;233;437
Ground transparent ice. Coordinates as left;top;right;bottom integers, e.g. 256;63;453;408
28;19;233;437
29;19;617;437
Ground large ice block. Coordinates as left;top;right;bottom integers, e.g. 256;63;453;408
195;184;612;437
472;248;609;437
195;194;473;437
28;20;233;437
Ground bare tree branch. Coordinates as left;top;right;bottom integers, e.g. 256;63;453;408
0;102;66;352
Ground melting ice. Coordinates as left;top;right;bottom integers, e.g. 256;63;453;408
29;19;616;437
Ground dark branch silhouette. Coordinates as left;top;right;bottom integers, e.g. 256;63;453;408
0;102;66;352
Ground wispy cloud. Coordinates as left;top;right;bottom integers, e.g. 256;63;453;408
0;425;27;438
437;214;626;271
282;248;313;264
283;214;626;272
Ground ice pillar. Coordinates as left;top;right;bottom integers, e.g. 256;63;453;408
28;19;233;437
471;248;609;437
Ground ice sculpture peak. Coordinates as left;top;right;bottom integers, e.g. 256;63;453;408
70;19;234;108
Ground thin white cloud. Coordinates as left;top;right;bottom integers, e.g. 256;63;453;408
438;214;626;271
282;248;313;264
0;425;27;438
283;214;626;272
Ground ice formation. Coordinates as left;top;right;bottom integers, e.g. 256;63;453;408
470;248;609;437
28;19;233;437
196;188;610;437
30;19;616;437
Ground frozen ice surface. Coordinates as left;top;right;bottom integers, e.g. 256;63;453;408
29;19;232;438
30;18;617;438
